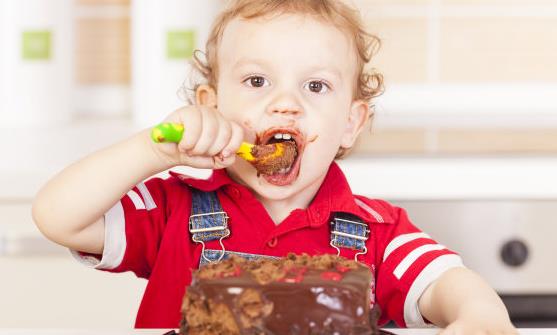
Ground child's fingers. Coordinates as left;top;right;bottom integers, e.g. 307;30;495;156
206;117;232;157
178;107;202;153
189;107;219;156
213;152;236;169
220;122;244;158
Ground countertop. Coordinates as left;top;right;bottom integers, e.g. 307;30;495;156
0;330;555;335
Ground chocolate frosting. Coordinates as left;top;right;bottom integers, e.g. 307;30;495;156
181;254;380;335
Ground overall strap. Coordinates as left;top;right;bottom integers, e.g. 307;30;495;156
330;212;370;262
188;189;230;263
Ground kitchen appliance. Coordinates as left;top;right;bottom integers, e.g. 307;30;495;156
392;199;557;327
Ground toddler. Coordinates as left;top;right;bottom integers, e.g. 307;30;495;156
33;1;517;334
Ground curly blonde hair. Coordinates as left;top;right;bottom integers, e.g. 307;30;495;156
185;0;384;158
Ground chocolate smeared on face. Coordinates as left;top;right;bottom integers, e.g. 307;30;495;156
250;141;297;176
308;134;318;143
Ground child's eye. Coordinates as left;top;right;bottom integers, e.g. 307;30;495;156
303;80;330;94
243;76;269;88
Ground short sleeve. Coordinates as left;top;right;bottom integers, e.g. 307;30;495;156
71;177;169;279
375;205;465;328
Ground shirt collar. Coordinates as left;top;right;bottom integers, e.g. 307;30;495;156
169;168;233;192
170;161;393;226
305;161;393;227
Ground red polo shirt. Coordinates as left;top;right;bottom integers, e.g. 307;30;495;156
72;162;463;328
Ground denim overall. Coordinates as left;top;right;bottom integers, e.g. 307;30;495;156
189;189;370;267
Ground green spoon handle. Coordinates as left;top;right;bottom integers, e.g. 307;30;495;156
151;123;184;143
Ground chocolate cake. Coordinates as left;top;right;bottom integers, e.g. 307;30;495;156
251;141;297;175
180;253;382;335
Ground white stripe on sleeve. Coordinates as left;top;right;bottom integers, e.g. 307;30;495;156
383;232;431;261
126;190;145;209
70;201;127;270
137;182;156;210
403;254;465;328
394;244;446;279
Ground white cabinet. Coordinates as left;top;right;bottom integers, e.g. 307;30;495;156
0;255;146;328
0;203;146;328
131;0;221;126
0;0;73;126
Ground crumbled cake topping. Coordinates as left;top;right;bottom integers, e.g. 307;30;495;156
194;253;361;285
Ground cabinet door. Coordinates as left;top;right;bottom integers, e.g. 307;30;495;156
0;202;146;328
0;256;146;327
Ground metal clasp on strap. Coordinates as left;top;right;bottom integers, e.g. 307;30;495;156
189;211;230;264
330;215;370;262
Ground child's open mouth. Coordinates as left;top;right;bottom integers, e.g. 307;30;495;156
256;127;305;186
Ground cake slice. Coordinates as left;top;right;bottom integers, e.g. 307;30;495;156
180;253;381;335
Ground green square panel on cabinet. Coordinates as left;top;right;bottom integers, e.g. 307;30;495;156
166;30;196;59
22;31;52;60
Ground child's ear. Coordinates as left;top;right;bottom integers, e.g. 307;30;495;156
195;84;217;107
340;100;370;149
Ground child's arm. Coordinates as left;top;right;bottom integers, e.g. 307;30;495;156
32;105;244;255
418;266;518;334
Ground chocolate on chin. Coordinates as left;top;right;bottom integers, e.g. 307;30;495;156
180;253;381;335
250;141;297;175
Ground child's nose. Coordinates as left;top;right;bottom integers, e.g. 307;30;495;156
270;108;302;117
266;93;304;118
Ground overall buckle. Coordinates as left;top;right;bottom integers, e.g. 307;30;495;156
330;216;370;262
189;211;230;263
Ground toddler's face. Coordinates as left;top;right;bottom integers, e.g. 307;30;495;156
214;14;367;200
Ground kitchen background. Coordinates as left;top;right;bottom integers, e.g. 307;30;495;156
1;0;556;329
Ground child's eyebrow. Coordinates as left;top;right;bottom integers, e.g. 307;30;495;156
233;58;270;69
305;65;343;81
233;58;343;81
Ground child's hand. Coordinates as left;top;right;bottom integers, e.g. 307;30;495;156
151;105;245;169
419;267;518;335
439;318;518;335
